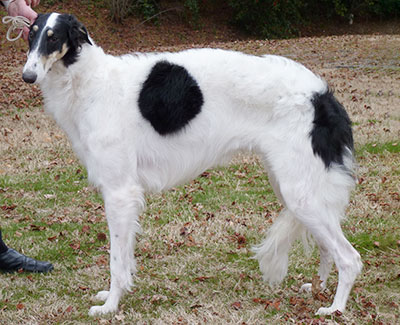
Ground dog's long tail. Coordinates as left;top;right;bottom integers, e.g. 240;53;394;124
252;208;311;285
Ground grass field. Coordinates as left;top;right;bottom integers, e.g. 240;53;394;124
0;14;399;324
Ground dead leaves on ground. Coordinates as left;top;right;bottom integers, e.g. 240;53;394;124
253;297;281;311
0;48;42;110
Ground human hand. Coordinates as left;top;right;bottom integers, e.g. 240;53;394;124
7;0;38;41
26;0;40;8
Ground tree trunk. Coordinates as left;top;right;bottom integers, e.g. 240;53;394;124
109;0;131;23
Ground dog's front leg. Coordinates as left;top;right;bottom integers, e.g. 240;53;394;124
89;185;144;316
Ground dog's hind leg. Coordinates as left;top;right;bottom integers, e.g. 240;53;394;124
299;214;362;315
308;219;362;315
253;207;305;285
89;185;144;316
253;167;310;286
300;245;333;292
258;130;361;313
277;165;362;314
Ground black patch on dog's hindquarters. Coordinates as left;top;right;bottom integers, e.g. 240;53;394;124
138;61;204;135
310;90;353;168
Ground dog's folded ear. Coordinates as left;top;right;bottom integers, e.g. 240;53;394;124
67;14;92;48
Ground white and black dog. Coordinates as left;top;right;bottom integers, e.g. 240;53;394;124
22;13;362;316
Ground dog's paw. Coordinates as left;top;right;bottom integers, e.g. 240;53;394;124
300;283;312;292
88;303;117;316
94;290;110;301
316;306;340;315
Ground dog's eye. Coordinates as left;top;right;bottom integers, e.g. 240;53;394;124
28;30;34;40
49;36;58;43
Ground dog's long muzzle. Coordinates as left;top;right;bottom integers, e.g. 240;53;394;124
22;51;41;84
22;70;37;84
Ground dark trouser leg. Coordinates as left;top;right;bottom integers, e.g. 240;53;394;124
0;229;9;254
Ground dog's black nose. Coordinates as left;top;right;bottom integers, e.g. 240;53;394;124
22;71;37;84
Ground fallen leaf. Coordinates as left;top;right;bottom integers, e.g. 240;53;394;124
231;301;242;310
81;225;90;233
69;242;80;250
289;296;304;305
334;310;343;317
264;299;281;310
97;232;107;241
79;286;89;291
311;275;323;299
253;297;265;304
1;204;16;211
95;255;108;266
271;299;281;310
30;224;46;231
237;234;246;245
190;304;203;309
180;226;188;236
316;292;329;302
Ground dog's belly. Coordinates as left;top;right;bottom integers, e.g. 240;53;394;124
136;141;239;193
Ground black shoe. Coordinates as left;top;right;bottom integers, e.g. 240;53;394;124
0;248;53;273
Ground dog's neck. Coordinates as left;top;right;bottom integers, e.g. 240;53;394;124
39;42;106;123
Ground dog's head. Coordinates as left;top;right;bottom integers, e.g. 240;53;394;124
22;13;92;84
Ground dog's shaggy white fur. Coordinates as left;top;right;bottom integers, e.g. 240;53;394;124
22;13;362;316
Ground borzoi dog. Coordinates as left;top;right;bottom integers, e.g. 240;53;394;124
22;13;362;316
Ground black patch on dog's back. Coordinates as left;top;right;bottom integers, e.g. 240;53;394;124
310;90;353;168
138;61;203;135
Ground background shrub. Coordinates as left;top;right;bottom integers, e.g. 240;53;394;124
40;1;400;37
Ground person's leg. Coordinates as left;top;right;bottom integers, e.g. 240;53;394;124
0;230;8;254
0;229;53;273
